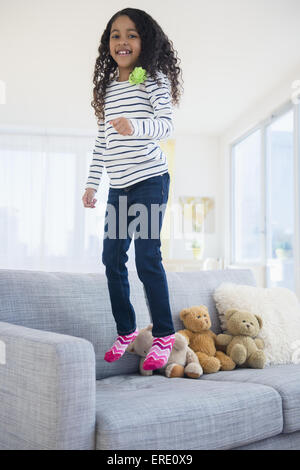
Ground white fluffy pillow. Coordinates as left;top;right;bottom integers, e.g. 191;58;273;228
213;282;300;366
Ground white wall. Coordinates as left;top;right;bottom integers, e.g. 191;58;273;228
172;132;221;260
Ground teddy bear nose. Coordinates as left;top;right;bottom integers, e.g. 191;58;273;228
246;324;250;328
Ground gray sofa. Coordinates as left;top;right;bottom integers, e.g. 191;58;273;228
0;267;299;450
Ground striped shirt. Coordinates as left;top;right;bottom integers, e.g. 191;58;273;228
85;71;174;190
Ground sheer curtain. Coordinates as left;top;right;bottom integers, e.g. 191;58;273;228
0;129;136;273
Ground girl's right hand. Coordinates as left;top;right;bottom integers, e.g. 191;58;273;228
82;189;97;208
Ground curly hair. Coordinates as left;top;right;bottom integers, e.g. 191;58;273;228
91;7;184;126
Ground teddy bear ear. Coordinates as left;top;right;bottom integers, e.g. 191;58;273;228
255;315;263;329
200;305;209;311
225;309;238;320
179;308;191;320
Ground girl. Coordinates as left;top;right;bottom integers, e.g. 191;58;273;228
82;8;183;371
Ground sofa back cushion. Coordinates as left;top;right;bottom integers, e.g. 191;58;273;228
0;268;256;379
0;269;151;379
166;269;256;334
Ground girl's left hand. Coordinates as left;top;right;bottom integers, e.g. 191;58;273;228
109;117;134;136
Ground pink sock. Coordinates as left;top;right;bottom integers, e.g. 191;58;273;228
143;334;175;371
104;329;139;363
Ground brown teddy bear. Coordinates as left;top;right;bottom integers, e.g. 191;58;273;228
178;305;236;374
126;324;203;378
216;309;266;369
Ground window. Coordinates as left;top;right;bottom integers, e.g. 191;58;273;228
0;131;117;272
266;109;294;290
232;129;262;263
231;103;297;292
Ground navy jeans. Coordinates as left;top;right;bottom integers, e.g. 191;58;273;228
102;172;175;338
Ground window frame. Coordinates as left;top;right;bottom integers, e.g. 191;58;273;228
229;100;298;294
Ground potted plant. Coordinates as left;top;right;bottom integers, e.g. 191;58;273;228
275;241;292;259
191;239;203;260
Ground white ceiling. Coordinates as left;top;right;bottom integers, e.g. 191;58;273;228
168;0;300;136
1;0;300;137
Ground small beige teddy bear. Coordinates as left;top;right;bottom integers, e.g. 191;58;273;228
216;309;266;369
126;324;203;378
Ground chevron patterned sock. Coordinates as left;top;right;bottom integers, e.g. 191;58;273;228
104;329;139;363
143;334;175;371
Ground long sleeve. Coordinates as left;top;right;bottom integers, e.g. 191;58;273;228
85;121;106;192
129;72;174;141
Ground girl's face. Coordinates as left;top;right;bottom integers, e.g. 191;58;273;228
109;15;141;71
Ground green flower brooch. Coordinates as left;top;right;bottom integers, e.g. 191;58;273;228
128;66;147;85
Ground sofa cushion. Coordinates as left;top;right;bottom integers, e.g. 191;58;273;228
201;364;300;433
234;430;300;450
95;374;282;450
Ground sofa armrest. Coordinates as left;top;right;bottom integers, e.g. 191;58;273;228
0;321;96;450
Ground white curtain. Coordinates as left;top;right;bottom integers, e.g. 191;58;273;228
0;129;136;273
